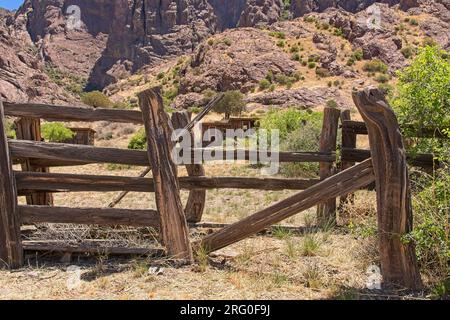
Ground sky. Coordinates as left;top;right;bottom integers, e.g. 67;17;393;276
0;0;23;11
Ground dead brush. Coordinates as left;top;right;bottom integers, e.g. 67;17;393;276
302;262;324;289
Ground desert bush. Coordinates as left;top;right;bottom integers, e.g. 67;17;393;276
326;99;338;109
363;59;388;73
188;106;202;114
280;121;322;177
374;73;390;83
41;122;75;142
393;46;450;131
81;91;112;108
213;90;246;119
222;38;232;46
315;67;330;78
352;49;364;61
405;168;449;288
409;18;419;26
422;37;437;47
378;83;394;97
276;40;285;47
259;108;323;177
44;63;86;96
290;45;300;53
390;46;450;293
128;128;147;150
308;62;316;69
269;31;286;39
4;119;16;139
401;46;416;59
259;78;271;90
259;108;310;139
333;27;344;37
303;15;316;23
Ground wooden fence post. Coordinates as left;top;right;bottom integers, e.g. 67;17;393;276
317;107;341;226
171;111;206;223
0;101;23;268
15;117;53;206
339;110;357;211
353;87;422;290
138;88;193;263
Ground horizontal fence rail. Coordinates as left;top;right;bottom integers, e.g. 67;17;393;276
19;205;159;227
15;172;320;193
9;140;335;167
3;102;144;124
341;148;438;168
342;120;449;139
21;241;165;256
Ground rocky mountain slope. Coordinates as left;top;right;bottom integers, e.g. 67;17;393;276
0;0;448;107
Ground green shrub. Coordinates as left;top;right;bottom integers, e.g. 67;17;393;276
274;73;298;87
276;40;285;47
405;169;450;284
401;46;416;59
202;88;217;99
308;62;316;69
81;91;112;108
308;55;320;63
157;72;165;80
41;122;75;143
409;18;419;26
290;45;300;53
378;83;394;97
326;99;338;108
112;100;135;109
280;120;322;177
362;59;388;73
392;46;450;130
346;57;356;66
44;63;87;97
259;109;323;177
259;108;322;140
292;53;301;61
162;85;179;107
352;49;364;61
315;67;330;78
4;119;16;139
374;73;390;83
128;128;147;150
259;78;271;90
188;106;202;114
222;38;232;46
333;27;344;37
213;90;246;119
269;31;286;39
422;37;437;47
303;15;316;23
265;71;274;83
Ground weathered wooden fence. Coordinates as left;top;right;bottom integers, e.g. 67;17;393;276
0;86;425;289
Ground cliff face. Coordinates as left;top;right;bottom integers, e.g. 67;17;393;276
290;0;402;16
3;0;445;102
0;9;74;103
12;0;285;89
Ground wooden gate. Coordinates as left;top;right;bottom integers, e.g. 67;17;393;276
0;87;423;289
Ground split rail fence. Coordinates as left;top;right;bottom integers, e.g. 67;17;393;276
0;87;427;289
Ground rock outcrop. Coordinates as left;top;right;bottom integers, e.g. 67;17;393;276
0;8;74;103
178;28;298;94
290;0;401;17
